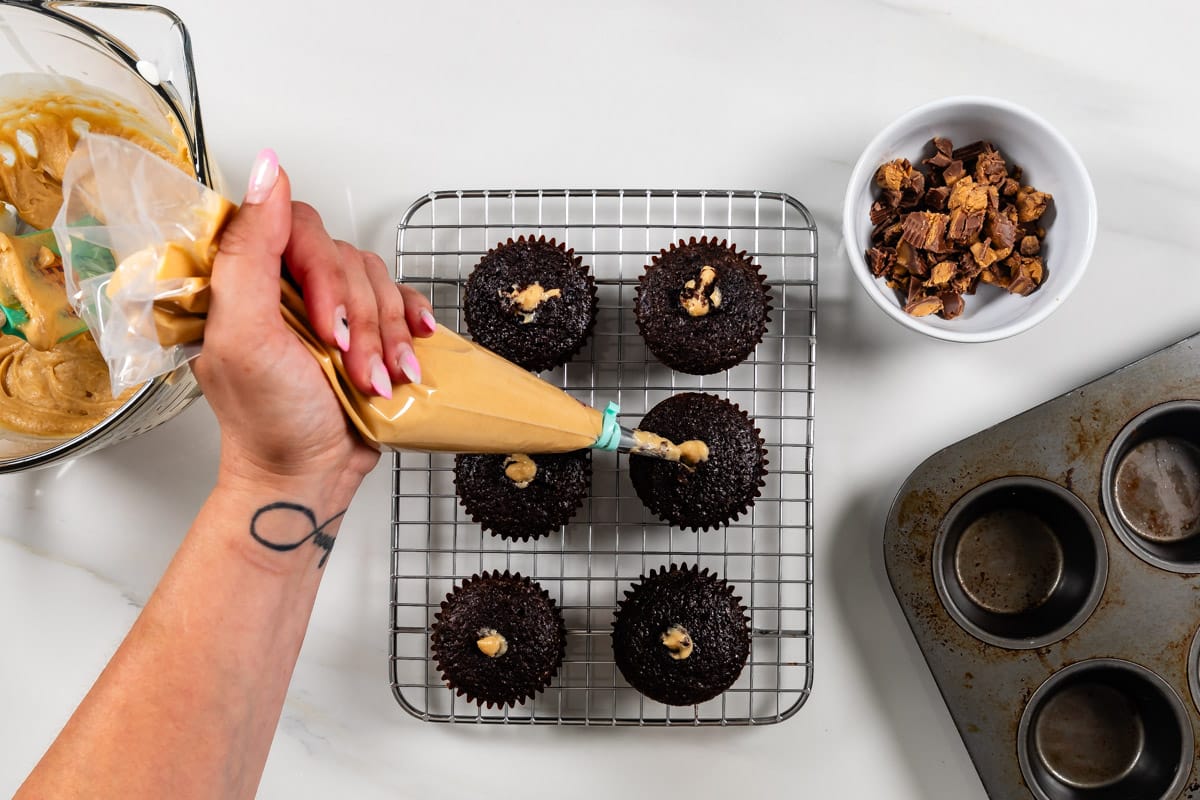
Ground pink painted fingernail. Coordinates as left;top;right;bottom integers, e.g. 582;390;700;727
398;343;421;385
419;309;438;334
333;305;350;352
244;148;279;205
369;355;392;399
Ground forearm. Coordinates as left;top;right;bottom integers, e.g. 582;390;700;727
19;461;362;799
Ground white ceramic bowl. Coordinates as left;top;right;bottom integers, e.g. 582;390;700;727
842;96;1097;342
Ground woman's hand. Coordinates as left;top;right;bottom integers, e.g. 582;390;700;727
193;149;436;491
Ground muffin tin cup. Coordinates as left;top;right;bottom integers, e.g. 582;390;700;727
932;477;1108;650
1102;400;1200;573
1017;658;1193;800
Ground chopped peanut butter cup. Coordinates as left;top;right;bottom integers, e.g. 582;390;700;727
865;137;1054;320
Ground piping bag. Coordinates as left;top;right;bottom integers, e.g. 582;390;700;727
51;134;706;462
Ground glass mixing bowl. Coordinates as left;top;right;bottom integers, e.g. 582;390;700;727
0;0;215;471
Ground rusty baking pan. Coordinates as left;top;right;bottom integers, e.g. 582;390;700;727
885;331;1200;799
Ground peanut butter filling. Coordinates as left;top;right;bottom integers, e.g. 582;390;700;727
631;428;710;468
676;439;711;466
661;624;694;660
476;628;508;658
503;453;538;488
0;332;134;437
679;265;722;317
502;281;562;324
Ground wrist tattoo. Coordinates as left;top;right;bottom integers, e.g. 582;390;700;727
249;502;347;569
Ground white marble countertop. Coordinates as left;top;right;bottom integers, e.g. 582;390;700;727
3;1;1198;797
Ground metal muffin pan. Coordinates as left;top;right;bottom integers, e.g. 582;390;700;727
885;332;1200;799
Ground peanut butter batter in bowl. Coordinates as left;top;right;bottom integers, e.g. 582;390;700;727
0;2;215;469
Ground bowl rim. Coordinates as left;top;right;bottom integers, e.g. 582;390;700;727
840;94;1098;343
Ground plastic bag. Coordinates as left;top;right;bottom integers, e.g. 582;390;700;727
52;133;229;393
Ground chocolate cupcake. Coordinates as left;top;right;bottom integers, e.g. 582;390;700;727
635;236;771;375
464;235;597;372
630;392;767;532
431;571;567;708
612;563;750;706
454;450;591;541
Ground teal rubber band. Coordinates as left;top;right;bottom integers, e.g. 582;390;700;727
593;401;621;451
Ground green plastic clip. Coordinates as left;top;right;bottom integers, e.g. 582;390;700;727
592;401;621;451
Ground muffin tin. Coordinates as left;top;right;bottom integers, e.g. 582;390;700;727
389;189;816;725
885;332;1200;798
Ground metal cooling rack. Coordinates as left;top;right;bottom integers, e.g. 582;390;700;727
389;189;816;726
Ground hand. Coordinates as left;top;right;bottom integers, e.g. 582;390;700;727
193;149;436;490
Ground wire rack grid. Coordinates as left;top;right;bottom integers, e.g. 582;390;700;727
389;189;816;726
